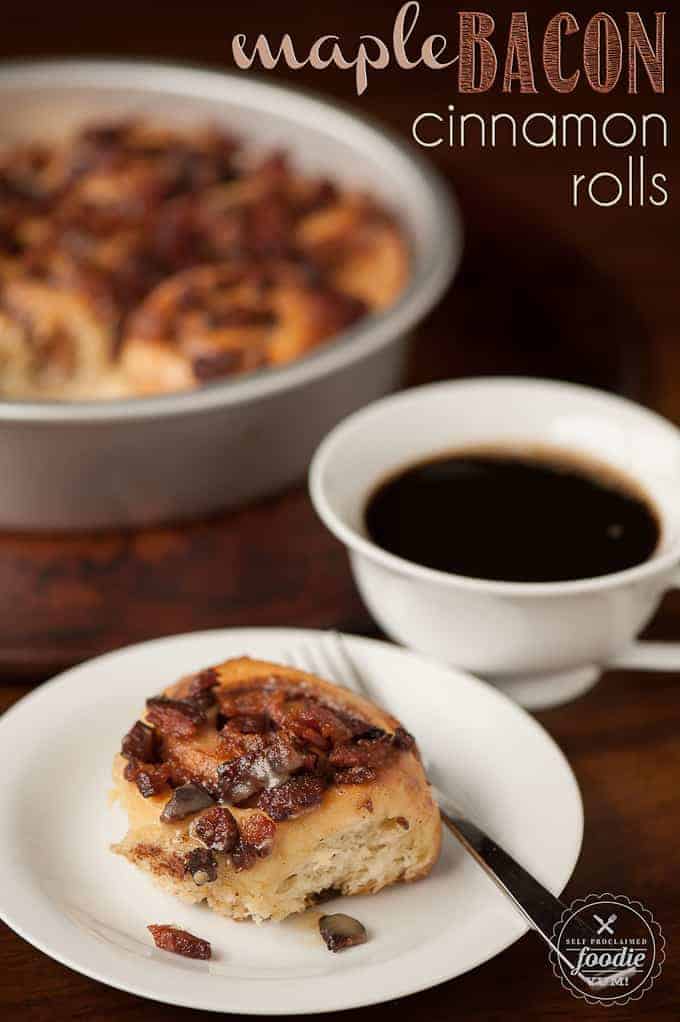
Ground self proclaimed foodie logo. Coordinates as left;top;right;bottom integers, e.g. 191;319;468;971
550;893;665;1006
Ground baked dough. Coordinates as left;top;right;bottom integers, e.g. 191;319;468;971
112;656;441;923
0;121;409;400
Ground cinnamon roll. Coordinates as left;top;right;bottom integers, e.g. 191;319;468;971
112;656;440;923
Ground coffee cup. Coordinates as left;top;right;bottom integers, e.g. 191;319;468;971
309;377;680;709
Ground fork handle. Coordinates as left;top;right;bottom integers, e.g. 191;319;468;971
441;812;591;968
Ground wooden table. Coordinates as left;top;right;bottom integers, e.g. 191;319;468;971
1;1;679;1018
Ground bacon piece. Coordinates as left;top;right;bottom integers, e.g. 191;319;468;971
185;667;220;711
239;812;276;858
328;733;394;772
217;732;311;804
121;720;158;762
146;696;205;738
123;757;171;797
269;698;352;750
225;712;269;734
148;924;211;960
256;775;326;821
332;765;376;785
191;806;240;853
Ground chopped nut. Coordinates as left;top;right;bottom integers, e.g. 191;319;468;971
160;783;215;822
148;924;211;960
319;914;367;952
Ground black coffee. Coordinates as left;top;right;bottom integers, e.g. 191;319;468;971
364;450;659;583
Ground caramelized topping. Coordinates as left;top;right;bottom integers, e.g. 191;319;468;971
121;666;420;871
148;924;211;960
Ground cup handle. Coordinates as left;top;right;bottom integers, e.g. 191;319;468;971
608;565;680;673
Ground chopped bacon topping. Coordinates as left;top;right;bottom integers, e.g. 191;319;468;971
239;812;276;857
146;696;206;738
185;668;220;711
191;806;240;853
256;774;326;821
148;924;211;960
269;697;352;750
121;720;158;762
123;758;171;797
121;668;420;870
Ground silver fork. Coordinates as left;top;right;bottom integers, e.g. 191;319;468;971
283;631;615;987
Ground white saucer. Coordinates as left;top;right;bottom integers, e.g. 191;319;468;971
0;628;583;1014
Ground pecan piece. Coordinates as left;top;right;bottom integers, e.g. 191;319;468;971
146;696;206;738
121;720;158;762
190;806;239;853
256;774;326;821
123;758;171;797
319;914;367;953
185;847;218;885
160;782;215;822
148;924;211;960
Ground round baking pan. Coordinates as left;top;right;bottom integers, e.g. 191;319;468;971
0;60;461;529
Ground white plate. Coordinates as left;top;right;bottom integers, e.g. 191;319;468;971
0;628;583;1014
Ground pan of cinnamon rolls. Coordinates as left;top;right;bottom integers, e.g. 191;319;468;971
0;61;461;528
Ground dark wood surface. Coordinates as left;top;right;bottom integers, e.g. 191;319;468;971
1;2;679;1019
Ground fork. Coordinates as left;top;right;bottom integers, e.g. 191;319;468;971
283;631;608;984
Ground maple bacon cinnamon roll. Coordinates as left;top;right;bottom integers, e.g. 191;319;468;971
112;656;440;923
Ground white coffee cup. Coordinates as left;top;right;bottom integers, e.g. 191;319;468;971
309;377;680;709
